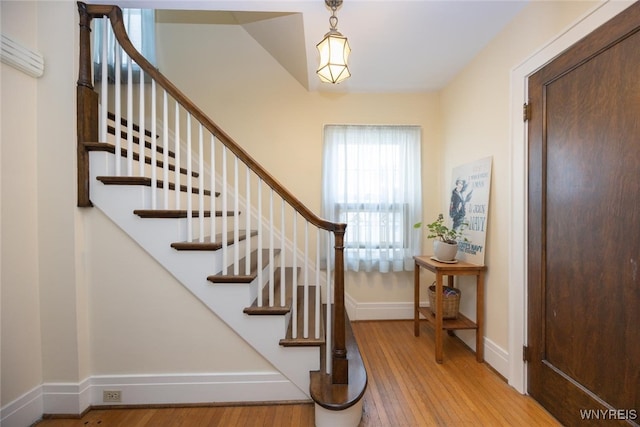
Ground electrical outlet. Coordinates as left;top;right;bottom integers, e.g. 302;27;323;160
103;390;122;402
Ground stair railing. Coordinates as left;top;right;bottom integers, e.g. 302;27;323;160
76;3;349;384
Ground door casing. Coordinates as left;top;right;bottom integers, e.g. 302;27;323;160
507;0;636;394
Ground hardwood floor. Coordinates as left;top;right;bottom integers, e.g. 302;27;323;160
354;320;559;426
34;320;559;426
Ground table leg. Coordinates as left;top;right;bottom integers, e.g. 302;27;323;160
476;272;485;362
446;275;456;337
414;262;420;337
435;272;443;363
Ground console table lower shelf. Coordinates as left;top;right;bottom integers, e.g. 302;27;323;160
417;307;478;331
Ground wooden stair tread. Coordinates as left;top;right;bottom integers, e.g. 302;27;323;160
97;176;217;197
207;249;278;284
171;231;257;251
84;141;197;177
134;209;235;218
107;127;173;158
243;267;298;315
280;285;324;347
107;111;155;139
309;309;367;411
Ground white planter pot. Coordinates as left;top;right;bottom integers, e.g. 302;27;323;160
433;240;458;261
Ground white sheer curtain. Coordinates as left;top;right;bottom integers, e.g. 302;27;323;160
322;125;422;272
93;8;156;83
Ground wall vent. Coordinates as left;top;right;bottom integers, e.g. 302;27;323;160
1;34;44;78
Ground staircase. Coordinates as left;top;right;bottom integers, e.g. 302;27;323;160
76;3;365;425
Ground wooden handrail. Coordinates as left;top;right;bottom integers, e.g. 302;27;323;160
80;3;342;234
76;2;348;385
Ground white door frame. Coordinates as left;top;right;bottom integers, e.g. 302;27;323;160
508;0;635;394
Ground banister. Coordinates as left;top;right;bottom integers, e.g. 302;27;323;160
81;3;343;234
76;1;348;388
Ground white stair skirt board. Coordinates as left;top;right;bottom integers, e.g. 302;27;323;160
315;400;364;427
88;151;320;400
0;385;44;427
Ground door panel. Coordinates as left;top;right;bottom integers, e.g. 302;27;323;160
528;2;640;425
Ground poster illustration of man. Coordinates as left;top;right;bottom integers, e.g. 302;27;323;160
450;178;473;231
449;156;492;265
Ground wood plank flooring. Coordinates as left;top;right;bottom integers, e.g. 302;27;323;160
354;320;559;426
34;320;559;426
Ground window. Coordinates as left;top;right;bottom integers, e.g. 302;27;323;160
93;8;157;83
322;125;422;272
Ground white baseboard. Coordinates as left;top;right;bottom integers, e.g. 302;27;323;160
87;372;307;407
345;294;416;321
484;337;509;378
454;331;509;379
345;293;510;380
41;378;92;416
0;385;43;427
1;372;307;423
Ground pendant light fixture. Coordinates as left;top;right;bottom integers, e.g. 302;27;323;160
316;0;351;84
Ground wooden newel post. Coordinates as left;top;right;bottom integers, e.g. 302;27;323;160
332;225;349;384
77;2;93;90
77;2;98;207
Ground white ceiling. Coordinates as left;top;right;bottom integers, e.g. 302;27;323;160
93;0;530;93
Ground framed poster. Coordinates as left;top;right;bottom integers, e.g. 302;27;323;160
449;156;492;265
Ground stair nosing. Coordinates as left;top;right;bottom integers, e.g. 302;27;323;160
171;231;258;251
97;176;216;197
85;141;198;178
134;209;235;219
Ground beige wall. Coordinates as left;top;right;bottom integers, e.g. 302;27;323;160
36;0;91;386
1;1;276;409
87;209;274;374
0;0;612;414
155;18;444;308
1;0;44;406
441;0;598;350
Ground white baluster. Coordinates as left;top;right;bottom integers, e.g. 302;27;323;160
126;56;133;176
326;232;332;374
222;147;228;273
280;199;286;307
162;90;169;209
316;228;321;339
269;190;274;307
114;43;121;176
100;17;107;144
138;68;145;179
234;157;240;275
257;180;263;307
245;165;251;276
186;114;192;239
174;103;181;210
304;220;309;338
292;213;298;338
210;134;216;246
198;125;204;242
150;80;157;209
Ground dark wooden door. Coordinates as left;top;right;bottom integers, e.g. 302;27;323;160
527;3;640;426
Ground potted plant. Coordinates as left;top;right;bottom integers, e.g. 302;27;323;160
414;214;468;262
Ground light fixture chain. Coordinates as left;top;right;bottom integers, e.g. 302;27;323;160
329;13;338;31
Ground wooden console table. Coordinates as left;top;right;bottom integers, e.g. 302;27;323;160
413;255;486;363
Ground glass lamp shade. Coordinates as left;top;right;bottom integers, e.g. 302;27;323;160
316;32;351;84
